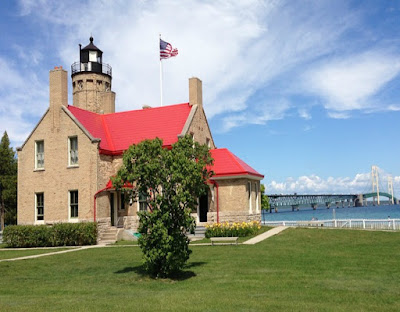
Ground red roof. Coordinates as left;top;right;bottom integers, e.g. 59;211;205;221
68;103;192;154
210;148;264;178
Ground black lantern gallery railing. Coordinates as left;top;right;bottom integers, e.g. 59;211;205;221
71;61;112;77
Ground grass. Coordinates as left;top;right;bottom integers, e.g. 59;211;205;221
113;240;139;246
1;228;399;311
0;247;72;260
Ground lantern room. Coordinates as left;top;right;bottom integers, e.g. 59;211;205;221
71;36;112;77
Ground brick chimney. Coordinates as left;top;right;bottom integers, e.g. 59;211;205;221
49;66;68;130
189;77;202;107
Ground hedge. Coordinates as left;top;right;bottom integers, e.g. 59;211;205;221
3;222;98;248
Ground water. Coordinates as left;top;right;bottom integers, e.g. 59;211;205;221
262;204;400;221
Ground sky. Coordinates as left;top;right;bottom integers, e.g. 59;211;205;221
1;0;400;196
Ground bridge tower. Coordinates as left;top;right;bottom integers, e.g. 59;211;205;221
388;176;394;205
371;165;380;205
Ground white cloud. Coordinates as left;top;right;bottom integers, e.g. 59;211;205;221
3;0;398;140
0;57;48;146
298;108;311;120
220;98;290;132
14;0;365;130
304;51;400;112
327;111;351;119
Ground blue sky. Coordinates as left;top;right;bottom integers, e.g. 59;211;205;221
1;0;400;196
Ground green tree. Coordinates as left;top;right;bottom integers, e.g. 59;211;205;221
113;135;213;277
0;131;17;229
261;184;270;211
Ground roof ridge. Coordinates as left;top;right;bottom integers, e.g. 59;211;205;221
102;102;190;116
226;149;245;172
101;115;115;151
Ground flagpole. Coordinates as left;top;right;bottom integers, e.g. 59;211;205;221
159;34;163;107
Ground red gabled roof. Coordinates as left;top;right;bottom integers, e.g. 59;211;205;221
210;148;264;178
68;103;192;154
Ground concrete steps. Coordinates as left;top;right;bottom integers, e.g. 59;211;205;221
99;227;118;245
187;226;207;241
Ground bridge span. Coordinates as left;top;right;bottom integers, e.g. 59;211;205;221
267;192;398;212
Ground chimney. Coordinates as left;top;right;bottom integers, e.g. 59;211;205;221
49;66;68;130
189;77;202;107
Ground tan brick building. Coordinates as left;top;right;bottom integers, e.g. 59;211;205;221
17;37;263;233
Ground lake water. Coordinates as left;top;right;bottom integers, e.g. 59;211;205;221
262;204;400;221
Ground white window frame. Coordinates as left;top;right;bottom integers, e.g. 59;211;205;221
35;140;44;170
138;192;147;212
69;190;79;222
35;193;44;223
255;183;259;213
68;136;79;167
248;182;252;213
206;138;211;148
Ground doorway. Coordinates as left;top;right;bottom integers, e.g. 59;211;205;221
199;194;208;222
110;193;115;226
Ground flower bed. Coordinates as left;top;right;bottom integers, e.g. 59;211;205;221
205;221;261;238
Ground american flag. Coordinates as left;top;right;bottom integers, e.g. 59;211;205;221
160;39;178;59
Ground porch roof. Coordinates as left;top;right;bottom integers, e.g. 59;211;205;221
210;148;264;179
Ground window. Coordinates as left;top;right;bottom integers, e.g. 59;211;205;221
120;193;125;210
69;136;78;166
70;191;79;218
206;138;211;148
35;140;44;169
255;183;259;213
139;192;147;211
248;182;252;213
89;51;97;62
36;193;44;221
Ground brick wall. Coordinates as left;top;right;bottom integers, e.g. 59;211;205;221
17;106;99;225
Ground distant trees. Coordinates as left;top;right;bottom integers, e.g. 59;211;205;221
261;184;270;211
0;131;17;229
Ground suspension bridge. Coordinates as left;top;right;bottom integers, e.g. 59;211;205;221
267;165;398;212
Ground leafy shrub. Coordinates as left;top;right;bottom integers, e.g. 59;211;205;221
3;222;97;248
205;221;261;238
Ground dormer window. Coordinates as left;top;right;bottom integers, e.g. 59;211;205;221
68;136;78;166
35;140;44;169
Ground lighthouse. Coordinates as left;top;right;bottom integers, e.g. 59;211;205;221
71;36;115;114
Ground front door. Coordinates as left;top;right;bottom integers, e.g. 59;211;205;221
110;193;115;226
199;194;208;222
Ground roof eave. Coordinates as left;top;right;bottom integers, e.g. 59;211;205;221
178;104;197;138
63;106;101;143
211;173;264;181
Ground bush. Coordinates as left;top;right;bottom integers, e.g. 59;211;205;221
3;222;97;248
205;221;261;238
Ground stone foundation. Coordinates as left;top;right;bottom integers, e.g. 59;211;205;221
123;216;140;231
207;211;261;224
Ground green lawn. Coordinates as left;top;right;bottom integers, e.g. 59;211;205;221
1;228;399;311
0;248;73;260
